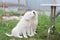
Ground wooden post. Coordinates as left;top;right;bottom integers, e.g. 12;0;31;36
47;0;56;40
2;0;5;15
24;0;26;13
47;6;56;40
51;6;56;33
51;0;56;34
18;0;20;11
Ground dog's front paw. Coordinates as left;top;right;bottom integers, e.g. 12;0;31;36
29;34;34;37
18;36;23;38
34;32;37;34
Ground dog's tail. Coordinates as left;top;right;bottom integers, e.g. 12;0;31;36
5;33;13;37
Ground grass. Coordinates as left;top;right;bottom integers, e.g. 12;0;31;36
0;10;4;14
0;13;60;40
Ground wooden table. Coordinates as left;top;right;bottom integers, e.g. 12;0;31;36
40;4;60;40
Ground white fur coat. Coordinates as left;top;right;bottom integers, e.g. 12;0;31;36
5;10;38;38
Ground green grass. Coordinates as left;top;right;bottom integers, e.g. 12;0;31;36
0;10;4;14
0;14;60;40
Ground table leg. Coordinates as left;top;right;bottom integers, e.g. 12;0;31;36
47;6;56;40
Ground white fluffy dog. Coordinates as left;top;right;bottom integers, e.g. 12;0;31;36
27;10;38;37
5;11;36;38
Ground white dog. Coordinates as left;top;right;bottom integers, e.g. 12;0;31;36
27;10;38;37
31;10;38;35
5;11;36;38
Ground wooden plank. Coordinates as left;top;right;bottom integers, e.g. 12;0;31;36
40;4;60;6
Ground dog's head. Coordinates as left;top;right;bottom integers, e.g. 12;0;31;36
24;10;38;20
31;10;39;16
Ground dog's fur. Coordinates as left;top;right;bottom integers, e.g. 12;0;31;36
31;10;38;34
5;11;36;38
5;10;38;38
27;10;38;37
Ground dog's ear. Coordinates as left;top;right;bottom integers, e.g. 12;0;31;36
33;11;36;15
32;10;39;15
